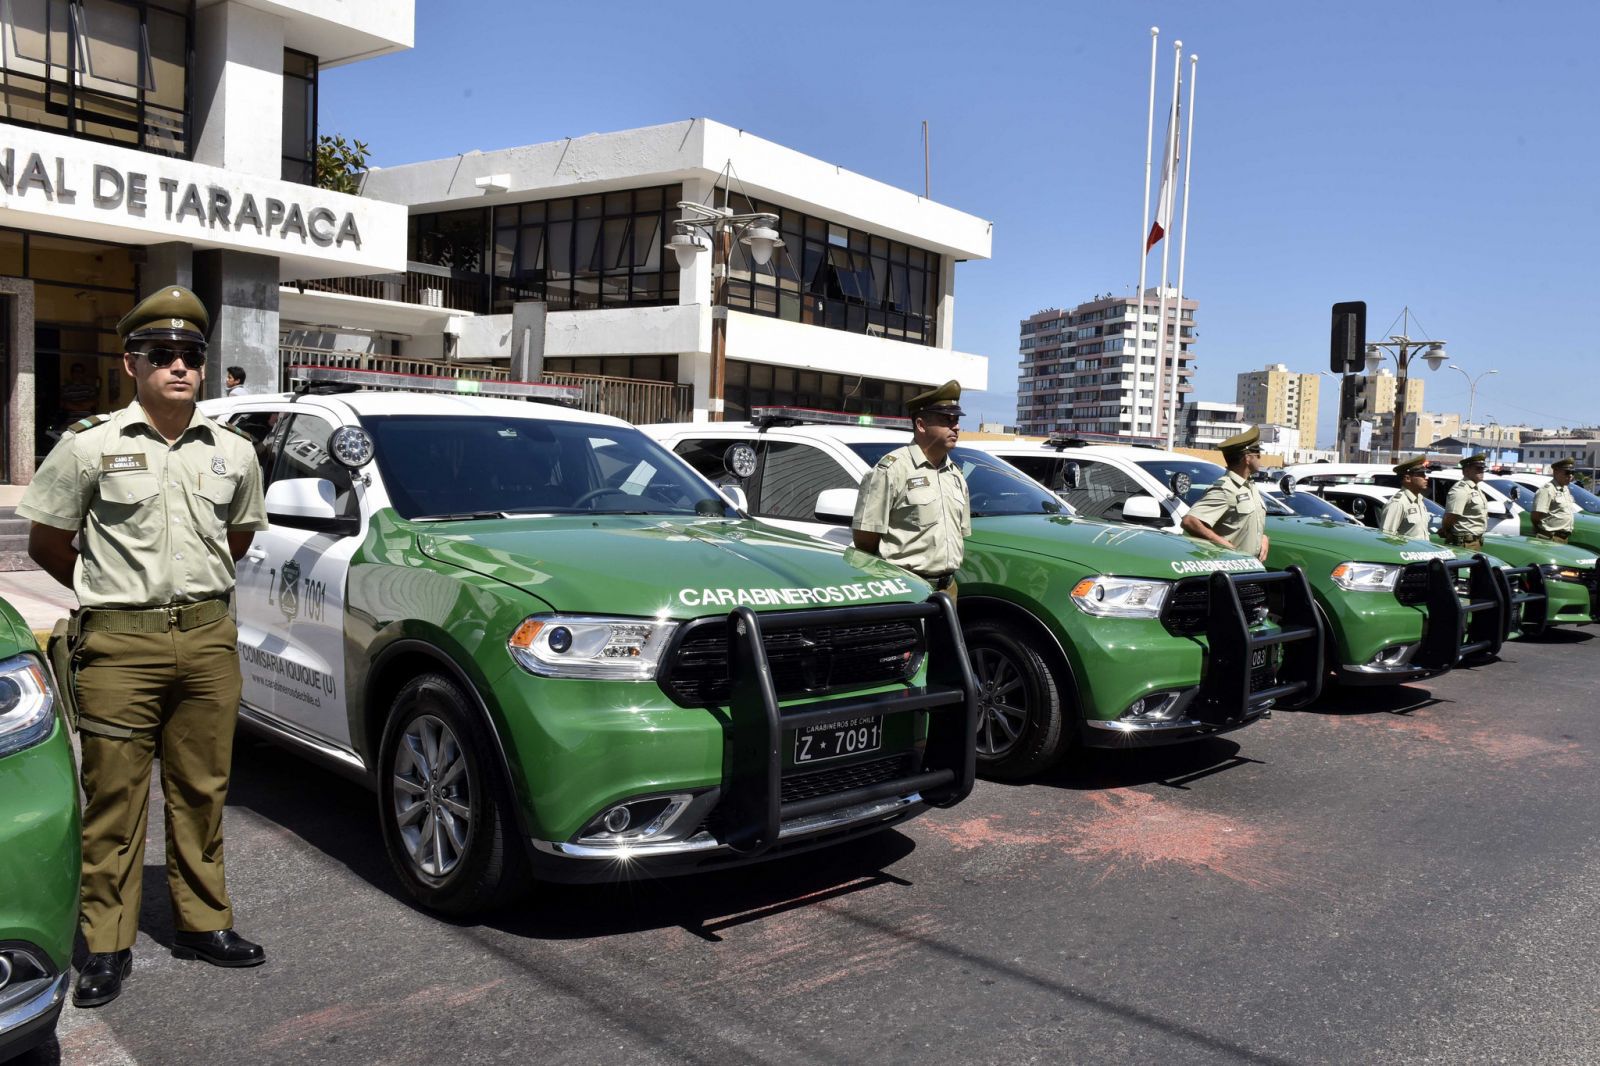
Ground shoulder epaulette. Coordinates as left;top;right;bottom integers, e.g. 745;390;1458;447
876;452;902;469
67;413;112;435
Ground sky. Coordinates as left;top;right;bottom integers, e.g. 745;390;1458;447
319;0;1599;447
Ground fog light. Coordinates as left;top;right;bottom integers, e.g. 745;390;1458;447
1368;643;1414;666
1122;691;1183;722
602;806;631;833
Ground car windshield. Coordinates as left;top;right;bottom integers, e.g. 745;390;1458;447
362;415;736;520
1568;482;1600;513
847;444;1065;517
1271;490;1358;523
1488;479;1537;511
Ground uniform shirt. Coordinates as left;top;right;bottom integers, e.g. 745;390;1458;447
1379;488;1431;540
853;444;971;576
1444;479;1488;541
18;400;268;609
1532;481;1578;536
1187;470;1266;558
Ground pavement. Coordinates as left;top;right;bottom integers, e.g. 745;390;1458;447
10;626;1600;1065
0;569;76;642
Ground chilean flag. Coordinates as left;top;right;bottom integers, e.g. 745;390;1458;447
1146;103;1179;253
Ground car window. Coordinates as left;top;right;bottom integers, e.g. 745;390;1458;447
363;415;735;520
673;437;747;487
226;410;283;473
1488;479;1536;510
1568;482;1600;513
269;413;358;520
756;441;856;521
846;443;1063;517
1004;454;1067;492
1274;490;1357;523
1059;459;1145;521
1132;458;1229;507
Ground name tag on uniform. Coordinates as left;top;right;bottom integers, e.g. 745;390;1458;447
1236;491;1251;502
100;454;148;472
907;476;930;489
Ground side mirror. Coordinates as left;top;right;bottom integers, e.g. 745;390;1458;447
1169;472;1192;498
266;477;337;521
1486;499;1508;518
814;487;859;524
1122;495;1164;524
719;484;750;512
1278;474;1297;496
1059;461;1081;491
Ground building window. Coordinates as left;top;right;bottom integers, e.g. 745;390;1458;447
281;47;316;184
486;185;682;314
721;360;919;422
0;0;192;156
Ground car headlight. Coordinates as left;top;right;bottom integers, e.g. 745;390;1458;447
0;654;57;759
1071;576;1171;618
508;615;678;680
1539;563;1586;583
1330;562;1403;592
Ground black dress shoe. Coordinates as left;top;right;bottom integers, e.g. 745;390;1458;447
73;950;132;1007
171;929;266;968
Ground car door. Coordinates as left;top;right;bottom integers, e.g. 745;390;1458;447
232;407;362;749
1058;458;1150;524
670;433;857;545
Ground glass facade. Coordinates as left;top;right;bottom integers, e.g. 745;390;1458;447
718;192;941;347
722;360;920;423
0;0;193;156
281;47;316;185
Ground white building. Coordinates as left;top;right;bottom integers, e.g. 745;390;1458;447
285;118;993;422
0;0;413;482
1179;400;1245;450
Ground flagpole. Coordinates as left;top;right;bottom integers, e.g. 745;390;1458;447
1132;26;1159;438
1156;39;1182;448
1167;52;1198;452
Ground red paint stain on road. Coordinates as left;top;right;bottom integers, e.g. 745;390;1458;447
257;979;507;1050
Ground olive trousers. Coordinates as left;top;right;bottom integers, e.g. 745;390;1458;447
74;615;241;952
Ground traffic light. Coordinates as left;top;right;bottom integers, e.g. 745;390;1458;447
1330;301;1367;374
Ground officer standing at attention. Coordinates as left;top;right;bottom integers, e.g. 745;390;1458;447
18;286;268;1008
1181;426;1270;562
1441;453;1490;550
1379;457;1434;539
1531;457;1580;543
852;380;972;597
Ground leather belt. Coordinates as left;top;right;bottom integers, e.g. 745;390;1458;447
78;598;230;634
920;572;955;591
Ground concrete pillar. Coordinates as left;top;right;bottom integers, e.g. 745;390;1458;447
935;253;956;350
0;279;36;484
509;302;547;379
193;251;279;400
139;243;193;297
191;2;285;180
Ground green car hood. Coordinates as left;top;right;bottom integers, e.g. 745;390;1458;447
1477;534;1598;568
1265;516;1448;563
414;515;930;619
968;514;1267;576
0;595;30;655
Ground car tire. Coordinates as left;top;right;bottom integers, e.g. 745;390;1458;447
377;673;529;914
965;620;1072;780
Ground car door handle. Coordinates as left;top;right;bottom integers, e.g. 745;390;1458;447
244;547;267;562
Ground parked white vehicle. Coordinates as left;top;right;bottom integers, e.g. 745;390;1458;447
1282;462;1523;537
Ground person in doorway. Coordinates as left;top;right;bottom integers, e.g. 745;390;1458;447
1531;457;1580;543
1379;456;1434;539
851;379;972;597
1441;454;1490;550
1181;426;1270;562
225;366;247;396
18;285;268;1008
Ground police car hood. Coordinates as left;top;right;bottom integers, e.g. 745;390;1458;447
966;514;1268;575
1264;516;1445;562
414;515;930;619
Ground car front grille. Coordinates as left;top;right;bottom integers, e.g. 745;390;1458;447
780;752;918;805
659;617;924;707
1395;562;1432;606
1161;577;1269;636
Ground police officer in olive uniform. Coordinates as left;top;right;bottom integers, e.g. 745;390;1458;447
1181;426;1270;562
1441;453;1490;550
1379;456;1434;539
1532;457;1580;543
852;380;972;596
19;286;269;1008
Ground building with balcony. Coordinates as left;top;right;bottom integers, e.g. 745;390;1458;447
1178;400;1246;450
1015;288;1195;440
0;0;412;481
1235;363;1318;444
281;118;992;423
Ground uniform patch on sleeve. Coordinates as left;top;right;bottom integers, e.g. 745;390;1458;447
100;453;148;472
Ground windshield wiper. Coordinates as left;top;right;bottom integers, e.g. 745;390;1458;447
410;510;510;522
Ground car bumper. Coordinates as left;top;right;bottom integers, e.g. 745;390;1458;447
0;720;80;980
0;969;68;1060
1081;701;1271;748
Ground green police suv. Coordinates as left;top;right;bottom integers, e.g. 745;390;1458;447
0;596;76;1060
644;411;1325;781
201;371;976;916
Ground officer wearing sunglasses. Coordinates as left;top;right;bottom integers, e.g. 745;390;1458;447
18;284;268;1007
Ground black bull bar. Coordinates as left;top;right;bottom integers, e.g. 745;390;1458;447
719;593;977;857
1406;555;1536;668
1190;566;1325;724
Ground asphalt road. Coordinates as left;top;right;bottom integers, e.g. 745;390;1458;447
18;629;1600;1066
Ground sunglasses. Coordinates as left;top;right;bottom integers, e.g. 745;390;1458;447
139;347;207;369
1244;446;1263;454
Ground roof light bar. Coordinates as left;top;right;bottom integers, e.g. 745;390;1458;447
749;405;912;430
287;366;584;405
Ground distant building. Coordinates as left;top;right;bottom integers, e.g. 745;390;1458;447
1522;438;1599;467
1180;400;1247;450
1235;364;1319;444
1016;288;1195;440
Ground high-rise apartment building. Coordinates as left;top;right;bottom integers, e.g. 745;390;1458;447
1236;363;1319;443
1016;289;1195;439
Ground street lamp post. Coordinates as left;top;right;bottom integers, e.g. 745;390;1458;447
667;195;783;422
1364;307;1449;459
1447;363;1498;458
